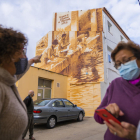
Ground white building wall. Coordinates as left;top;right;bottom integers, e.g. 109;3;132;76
100;11;128;99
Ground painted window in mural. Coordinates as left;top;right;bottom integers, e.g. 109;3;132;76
38;78;51;99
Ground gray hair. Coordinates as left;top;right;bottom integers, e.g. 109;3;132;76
28;90;34;96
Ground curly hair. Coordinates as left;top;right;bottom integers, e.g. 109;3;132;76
0;25;28;65
111;41;140;62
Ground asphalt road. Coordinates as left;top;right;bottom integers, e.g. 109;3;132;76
25;117;107;140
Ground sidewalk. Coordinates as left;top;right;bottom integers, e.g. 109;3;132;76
25;117;107;140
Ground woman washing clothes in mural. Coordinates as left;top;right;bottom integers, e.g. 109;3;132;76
0;25;42;140
94;41;140;140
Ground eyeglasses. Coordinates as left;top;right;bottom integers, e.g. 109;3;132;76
114;56;135;69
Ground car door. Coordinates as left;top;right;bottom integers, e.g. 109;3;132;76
52;100;68;121
63;99;79;120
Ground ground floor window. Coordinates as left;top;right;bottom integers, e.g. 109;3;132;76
37;78;52;100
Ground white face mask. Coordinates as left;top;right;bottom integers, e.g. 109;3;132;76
14;58;28;75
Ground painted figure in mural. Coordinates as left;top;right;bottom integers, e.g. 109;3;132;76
94;41;140;140
50;39;59;59
58;33;70;57
22;90;35;140
77;31;89;53
42;39;58;63
0;25;42;140
74;31;102;82
58;33;67;50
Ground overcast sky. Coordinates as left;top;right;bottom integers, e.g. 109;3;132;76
0;0;139;59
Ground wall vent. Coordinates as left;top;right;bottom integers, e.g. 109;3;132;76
57;83;60;87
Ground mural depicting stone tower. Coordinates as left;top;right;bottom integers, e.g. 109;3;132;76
35;8;104;116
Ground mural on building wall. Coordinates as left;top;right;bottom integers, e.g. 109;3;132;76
35;8;104;116
36;30;103;83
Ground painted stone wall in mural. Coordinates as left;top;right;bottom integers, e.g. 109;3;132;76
35;8;104;116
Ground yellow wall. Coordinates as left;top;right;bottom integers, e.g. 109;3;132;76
17;66;68;101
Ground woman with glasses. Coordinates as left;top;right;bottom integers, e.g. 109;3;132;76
94;41;140;140
0;25;42;140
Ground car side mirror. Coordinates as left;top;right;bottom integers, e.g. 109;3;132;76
73;104;77;107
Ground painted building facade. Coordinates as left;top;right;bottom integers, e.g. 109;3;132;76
34;7;129;116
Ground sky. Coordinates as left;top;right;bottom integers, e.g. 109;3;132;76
0;0;140;59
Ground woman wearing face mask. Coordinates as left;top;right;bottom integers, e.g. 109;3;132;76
0;25;42;140
94;41;140;140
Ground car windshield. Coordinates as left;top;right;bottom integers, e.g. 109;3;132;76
34;100;51;106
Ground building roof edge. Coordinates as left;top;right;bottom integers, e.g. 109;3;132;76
102;7;130;40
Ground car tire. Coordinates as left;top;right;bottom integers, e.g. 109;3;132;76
47;116;56;129
77;112;83;121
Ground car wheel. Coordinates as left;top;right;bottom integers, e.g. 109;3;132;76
77;112;83;121
47;116;56;129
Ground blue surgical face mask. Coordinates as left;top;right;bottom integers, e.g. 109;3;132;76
15;58;28;75
118;59;140;80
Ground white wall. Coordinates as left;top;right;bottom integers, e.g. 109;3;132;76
101;11;128;98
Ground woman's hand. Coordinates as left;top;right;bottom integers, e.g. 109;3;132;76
29;54;42;64
105;103;124;118
104;120;136;140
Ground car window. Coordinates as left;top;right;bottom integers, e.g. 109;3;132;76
52;100;64;107
63;100;73;107
34;100;50;106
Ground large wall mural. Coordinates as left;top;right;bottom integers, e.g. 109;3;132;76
35;8;104;116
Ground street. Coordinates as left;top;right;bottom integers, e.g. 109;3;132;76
25;117;107;140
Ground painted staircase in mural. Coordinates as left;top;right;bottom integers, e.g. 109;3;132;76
35;8;104;116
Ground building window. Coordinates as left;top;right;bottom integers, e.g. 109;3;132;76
38;78;52;100
107;46;113;63
108;54;111;63
108;21;112;33
120;35;124;41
